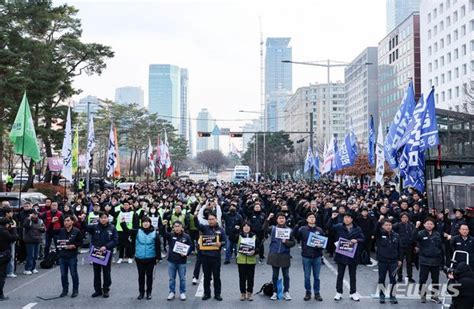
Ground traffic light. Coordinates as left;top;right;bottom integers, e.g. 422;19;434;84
296;138;305;143
197;131;211;137
229;132;243;138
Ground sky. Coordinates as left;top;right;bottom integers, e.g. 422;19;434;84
64;0;386;143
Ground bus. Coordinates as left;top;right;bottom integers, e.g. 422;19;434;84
232;165;250;183
428;175;474;210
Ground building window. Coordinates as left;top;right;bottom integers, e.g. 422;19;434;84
454;29;458;41
447;16;451;27
455;86;460;97
435;42;438;52
454;11;458;22
448;70;452;81
429;62;433;72
429;46;432;55
462;25;466;36
440;3;444;13
441;91;445;101
434;25;438;35
462;44;467;55
454;48;459;59
435;76;439;86
462;63;467;75
461;5;466;16
448;89;452;99
428;29;432;39
455;67;459;77
447;0;451;9
441;73;445;83
428;13;432;23
447;52;452;62
434;8;438;18
447;34;451;44
435;59;439;69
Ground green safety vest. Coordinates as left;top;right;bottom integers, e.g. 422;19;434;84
236;235;257;265
136;208;143;225
114;204;123;213
170;212;186;227
78;180;85;189
6;176;13;184
87;212;100;225
116;210;134;232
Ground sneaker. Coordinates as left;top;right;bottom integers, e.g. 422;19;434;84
192;277;198;285
350;293;360;302
116;258;123;264
167;292;175;301
202;294;211;300
379;294;385;304
137;293;144;300
304;291;311;301
32;269;39;274
421;295;426;303
71;291;78;298
23;271;32;275
283;292;292;301
146;293;152;300
247;292;253;301
6;273;17;278
430;296;441;304
258;257;264;264
240;293;246;301
270;293;278;300
102;291;109;298
128;258;133;264
214;295;223;301
334;293;342;301
60;291;68;297
179;293;186;301
314;293;323;301
91;291;102;297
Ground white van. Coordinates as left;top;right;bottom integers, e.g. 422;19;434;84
232;165;250;183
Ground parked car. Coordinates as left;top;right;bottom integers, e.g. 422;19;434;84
116;182;137;190
208;171;217;181
0;192;47;211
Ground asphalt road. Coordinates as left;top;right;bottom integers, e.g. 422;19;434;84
3;243;448;309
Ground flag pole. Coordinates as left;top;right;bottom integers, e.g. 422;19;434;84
18;92;28;202
437;145;446;211
426;148;435;209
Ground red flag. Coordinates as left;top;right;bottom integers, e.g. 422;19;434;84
165;165;173;177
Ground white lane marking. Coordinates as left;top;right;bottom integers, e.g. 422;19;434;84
324;258;371;299
195;277;204;297
6;268;57;295
22;303;37;309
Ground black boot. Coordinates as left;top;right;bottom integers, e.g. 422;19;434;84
102;289;109;298
137;292;144;300
146;292;152;300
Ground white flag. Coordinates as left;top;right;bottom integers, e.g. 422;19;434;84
162;129;171;168
106;124;117;177
85;115;95;173
304;146;314;173
61;107;73;181
322;138;335;174
375;119;385;185
147;138;155;176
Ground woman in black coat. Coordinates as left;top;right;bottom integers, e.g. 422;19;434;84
0;217;18;301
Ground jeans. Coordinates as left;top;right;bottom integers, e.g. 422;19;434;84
419;265;440;298
336;263;357;294
136;259;154;294
25;243;40;271
378;261;397;297
225;235;237;261
168;261;186;294
272;266;290;293
202;256;221;296
59;256;79;292
398;247;413;279
44;232;57;259
302;256;321;293
7;243;15;275
238;264;255;293
93;258;112;293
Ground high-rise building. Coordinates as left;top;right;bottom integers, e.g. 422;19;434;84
378;12;421;131
345;47;379;144
386;0;421;32
265;37;292;131
74;95;103;114
115;86;144;107
284;82;346;151
148;64;181;132
242;119;261;152
420;0;473;114
196;108;213;154
180;69;189;137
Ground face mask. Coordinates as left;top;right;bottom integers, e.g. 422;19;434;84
150;209;156;214
76;206;81;212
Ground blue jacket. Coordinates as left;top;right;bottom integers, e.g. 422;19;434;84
296;225;325;258
85;222;118;250
330;223;365;265
135;229;158;259
197;223;225;258
374;223;402;263
268;225;295;255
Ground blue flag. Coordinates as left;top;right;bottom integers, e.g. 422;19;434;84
335;134;356;170
313;152;320;179
331;138;339;173
384;81;416;169
368;115;375;166
304;146;314;173
349;118;358;157
399;95;427;193
419;88;439;150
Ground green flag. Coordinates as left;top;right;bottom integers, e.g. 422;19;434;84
72;125;79;173
9;92;41;162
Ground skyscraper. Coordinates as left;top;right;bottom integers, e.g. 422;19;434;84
378;12;421;131
196;108;213;154
345;47;379;143
420;0;473;114
180;68;189;137
386;0;421;32
115;86;144;107
74;95;103;114
265;37;292;131
148;64;181;131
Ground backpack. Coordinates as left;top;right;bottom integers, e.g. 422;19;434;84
255;282;274;297
40;251;58;269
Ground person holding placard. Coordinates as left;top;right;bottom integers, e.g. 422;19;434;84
264;212;296;301
115;201;138;264
328;211;364;302
164;220;193;301
374;219;402;304
120;216;161;300
196;213;225;301
83;212;118;298
56;215;83;298
233;221;258;301
295;212;326;301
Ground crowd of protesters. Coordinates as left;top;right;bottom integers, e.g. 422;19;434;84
0;178;473;308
